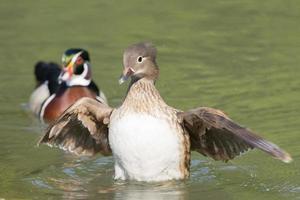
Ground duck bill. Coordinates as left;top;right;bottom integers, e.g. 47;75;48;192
60;51;82;81
60;63;74;81
119;67;135;84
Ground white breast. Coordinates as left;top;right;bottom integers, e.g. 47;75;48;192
109;112;184;181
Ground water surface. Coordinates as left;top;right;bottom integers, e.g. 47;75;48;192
0;0;299;199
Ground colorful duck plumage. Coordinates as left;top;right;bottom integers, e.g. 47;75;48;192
39;42;291;182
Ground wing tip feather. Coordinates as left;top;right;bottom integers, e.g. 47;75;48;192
280;152;293;163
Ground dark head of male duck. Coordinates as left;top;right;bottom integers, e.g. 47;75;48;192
29;48;107;124
59;49;92;86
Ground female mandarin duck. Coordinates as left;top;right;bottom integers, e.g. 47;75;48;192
39;42;292;182
29;48;107;123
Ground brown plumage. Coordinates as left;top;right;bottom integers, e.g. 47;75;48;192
43;87;98;123
39;42;292;181
178;108;290;162
34;50;108;124
39;97;113;155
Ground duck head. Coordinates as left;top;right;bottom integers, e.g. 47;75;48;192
119;42;159;84
60;48;92;86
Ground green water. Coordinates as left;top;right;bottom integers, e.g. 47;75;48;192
0;0;299;199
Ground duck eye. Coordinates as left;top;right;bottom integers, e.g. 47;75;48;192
75;57;84;66
137;56;143;63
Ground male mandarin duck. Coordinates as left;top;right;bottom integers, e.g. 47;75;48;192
39;42;292;182
29;48;107;123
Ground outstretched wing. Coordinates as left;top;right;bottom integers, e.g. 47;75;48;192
38;97;114;156
178;107;292;163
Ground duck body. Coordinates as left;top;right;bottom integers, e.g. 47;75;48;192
41;85;98;123
109;79;190;181
37;81;106;123
29;81;51;116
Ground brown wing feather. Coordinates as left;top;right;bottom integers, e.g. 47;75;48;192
38;97;113;156
178;107;292;163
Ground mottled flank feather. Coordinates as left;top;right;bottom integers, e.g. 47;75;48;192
38;97;113;156
178;107;292;163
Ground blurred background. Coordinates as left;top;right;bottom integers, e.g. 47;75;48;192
0;0;299;199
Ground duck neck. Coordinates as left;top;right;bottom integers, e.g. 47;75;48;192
126;66;159;93
123;78;165;110
66;63;92;87
66;76;91;87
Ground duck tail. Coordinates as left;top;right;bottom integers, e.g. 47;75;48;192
34;61;61;93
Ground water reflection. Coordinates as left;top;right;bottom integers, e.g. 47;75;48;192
26;155;222;200
27;155;189;200
24;151;300;200
112;181;186;200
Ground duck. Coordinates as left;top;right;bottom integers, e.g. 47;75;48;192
38;42;292;182
29;48;107;124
